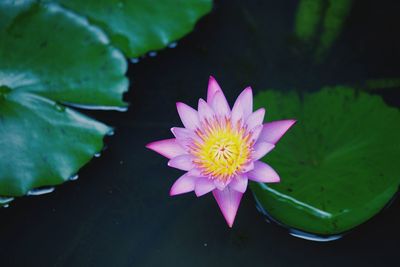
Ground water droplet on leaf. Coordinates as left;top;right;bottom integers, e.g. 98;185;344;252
69;174;79;181
27;187;55;196
0;196;14;205
148;51;157;57
168;42;178;48
130;58;139;64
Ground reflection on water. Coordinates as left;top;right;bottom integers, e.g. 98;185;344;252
63;103;129;112
289;229;342;242
130;58;140;64
0;196;14;208
68;174;79;181
167;42;178;48
26;187;55;196
148;51;158;57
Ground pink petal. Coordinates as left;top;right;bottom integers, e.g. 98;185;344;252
198;98;214;122
187;167;203;177
171;127;196;149
250;124;263;142
168;154;194;171
229;175;248;193
240;161;254;173
176;102;200;130
170;174;198;196
171;127;194;139
231;105;244;125
213;188;243;227
146;139;186;159
252;142;275;160
207;76;223;103
231;87;253;121
230;101;243;125
213;179;227;190
258;120;296;144
246;108;265;130
247;161;280;183
211;91;230;117
194;178;216;197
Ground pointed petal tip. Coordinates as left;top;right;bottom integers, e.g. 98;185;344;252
176;101;190;110
176;102;200;130
145;142;158;152
247;161;280;183
271;176;281;183
207;76;223;103
175;102;186;111
213;188;243;228
232;86;253;120
285;119;297;128
224;213;236;228
244;86;253;93
259;119;297;145
285;119;297;132
169;188;177;196
146;139;186;159
169;174;197;196
145;142;152;150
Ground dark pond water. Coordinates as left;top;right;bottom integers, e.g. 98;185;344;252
1;0;400;266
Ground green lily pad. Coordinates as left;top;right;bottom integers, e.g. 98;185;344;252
0;2;128;107
0;2;127;196
50;0;213;57
0;89;110;196
251;87;400;235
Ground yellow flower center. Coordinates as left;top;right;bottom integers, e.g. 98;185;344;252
191;118;253;182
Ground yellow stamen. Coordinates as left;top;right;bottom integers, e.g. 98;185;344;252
191;118;253;182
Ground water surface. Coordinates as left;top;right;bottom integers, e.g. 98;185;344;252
1;0;400;266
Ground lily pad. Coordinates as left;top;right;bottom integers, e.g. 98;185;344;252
0;2;128;107
0;2;127;196
0;89;110;196
50;0;213;57
250;87;400;235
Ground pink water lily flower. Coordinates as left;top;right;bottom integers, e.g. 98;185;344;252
146;76;295;227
